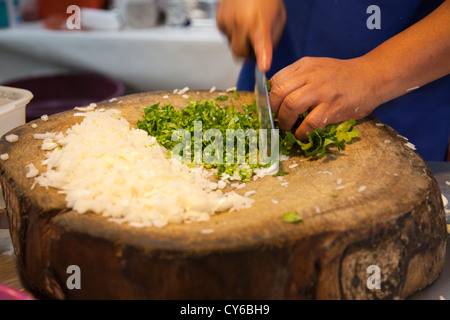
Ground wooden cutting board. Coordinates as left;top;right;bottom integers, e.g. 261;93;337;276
0;91;446;300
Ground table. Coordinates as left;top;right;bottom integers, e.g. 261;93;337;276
1;161;449;300
0;22;243;93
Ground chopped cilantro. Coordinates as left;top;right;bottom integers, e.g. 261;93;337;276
137;97;360;180
273;171;289;177
137;98;267;180
282;211;303;223
279;113;359;158
215;95;229;101
265;78;271;92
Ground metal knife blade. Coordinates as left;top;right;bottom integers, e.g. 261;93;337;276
255;66;275;158
254;67;275;131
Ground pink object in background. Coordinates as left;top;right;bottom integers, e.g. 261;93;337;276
0;284;33;300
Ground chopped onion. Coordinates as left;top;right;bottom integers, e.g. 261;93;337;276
75;105;96;112
177;87;189;95
33;132;58;140
34;109;254;228
5;134;18;143
26;163;39;178
405;142;417;150
245;191;256;197
442;194;448;208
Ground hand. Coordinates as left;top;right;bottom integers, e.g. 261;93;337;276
269;56;382;141
216;0;286;72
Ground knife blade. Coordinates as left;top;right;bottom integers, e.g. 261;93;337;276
254;67;275;131
254;66;277;162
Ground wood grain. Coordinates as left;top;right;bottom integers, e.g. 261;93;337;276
0;91;446;300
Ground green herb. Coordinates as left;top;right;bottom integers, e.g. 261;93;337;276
332;195;338;198
273;171;289;177
265;78;271;92
215;95;229;101
282;211;303;223
279;112;359;158
137;98;267;180
137;98;360;180
279;131;297;155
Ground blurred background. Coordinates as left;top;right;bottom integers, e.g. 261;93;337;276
0;0;242;121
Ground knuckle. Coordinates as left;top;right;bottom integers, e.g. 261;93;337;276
300;56;313;64
304;113;323;130
270;82;284;98
231;40;248;58
282;95;299;111
299;56;316;67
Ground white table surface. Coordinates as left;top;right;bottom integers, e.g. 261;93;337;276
0;22;243;93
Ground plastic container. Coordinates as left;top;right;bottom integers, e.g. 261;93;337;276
2;73;125;122
0;85;33;138
0;0;21;28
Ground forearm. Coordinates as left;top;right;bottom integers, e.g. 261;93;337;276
362;0;450;106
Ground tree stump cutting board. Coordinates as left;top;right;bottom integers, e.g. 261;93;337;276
0;91;446;300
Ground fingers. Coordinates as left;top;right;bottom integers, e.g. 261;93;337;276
216;1;229;37
294;105;329;141
269;56;380;142
250;25;273;72
216;0;286;72
276;85;320;132
230;28;252;58
269;61;306;114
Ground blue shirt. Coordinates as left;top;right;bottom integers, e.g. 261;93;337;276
237;0;450;161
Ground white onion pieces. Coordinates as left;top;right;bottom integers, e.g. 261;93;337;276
26;163;39;178
34;109;254;228
5;134;18;143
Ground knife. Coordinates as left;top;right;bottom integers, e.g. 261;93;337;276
254;66;277;165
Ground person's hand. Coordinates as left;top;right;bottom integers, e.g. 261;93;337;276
269;56;382;141
216;0;286;72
